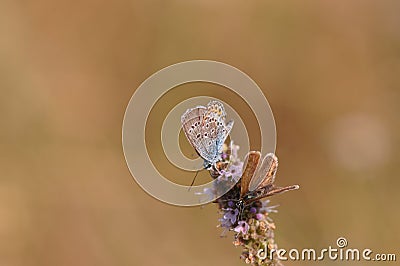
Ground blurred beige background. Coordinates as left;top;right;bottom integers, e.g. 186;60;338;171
1;1;399;265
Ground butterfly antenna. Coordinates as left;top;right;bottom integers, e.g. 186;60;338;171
188;170;200;191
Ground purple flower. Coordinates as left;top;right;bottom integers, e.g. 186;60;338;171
226;162;243;181
250;207;257;214
224;208;239;224
234;221;250;234
220;208;239;228
260;200;278;214
219;217;232;228
256;213;264;220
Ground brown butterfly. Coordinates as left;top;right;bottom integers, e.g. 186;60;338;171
235;151;299;211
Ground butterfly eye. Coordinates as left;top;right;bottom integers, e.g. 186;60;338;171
204;132;208;137
189;129;193;133
196;134;201;139
206;124;209;128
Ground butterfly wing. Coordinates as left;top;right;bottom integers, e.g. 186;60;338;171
240;151;261;197
204;100;227;121
199;101;234;163
197;103;222;163
220;120;234;147
181;105;207;156
209;101;234;154
249;153;278;191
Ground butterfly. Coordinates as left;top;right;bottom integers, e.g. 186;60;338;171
181;100;234;178
235;151;299;211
